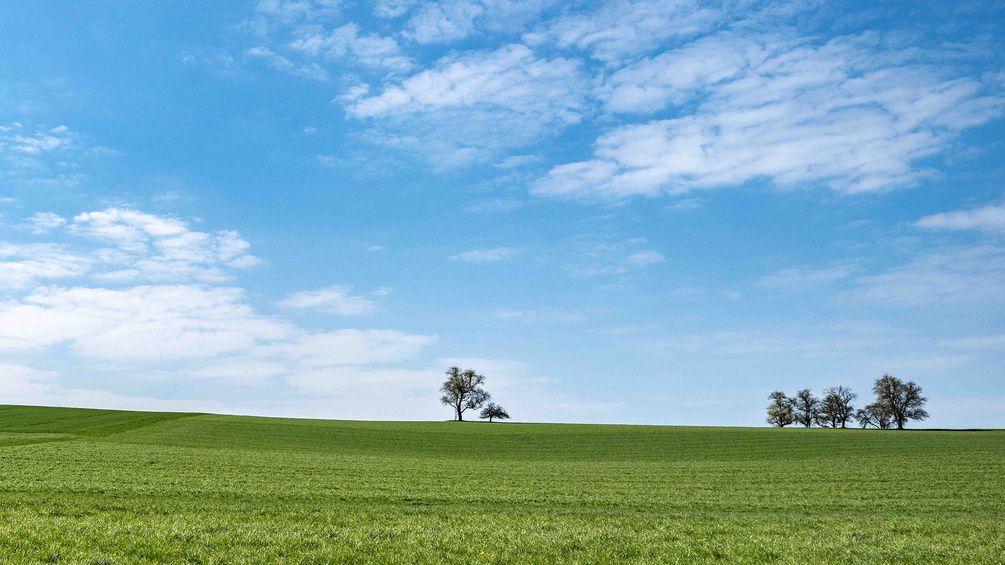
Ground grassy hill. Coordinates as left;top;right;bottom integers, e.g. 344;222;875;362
0;405;1001;563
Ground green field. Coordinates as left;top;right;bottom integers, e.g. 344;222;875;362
0;405;1002;563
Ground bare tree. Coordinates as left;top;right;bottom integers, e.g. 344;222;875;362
872;374;928;430
792;389;820;428
766;391;795;427
439;367;490;421
480;403;510;423
817;386;857;428
855;402;893;429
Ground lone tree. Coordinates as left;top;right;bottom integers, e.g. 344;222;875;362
817;386;857;428
480;403;510;423
439;366;490;421
766;391;795;427
872;374;928;430
855;402;893;429
792;389;820;428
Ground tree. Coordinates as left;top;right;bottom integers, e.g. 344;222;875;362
480;403;510;423
439;366;490;421
855;402;893;429
792;389;820;428
766;391;795;427
817;386;857;428
872;374;928;430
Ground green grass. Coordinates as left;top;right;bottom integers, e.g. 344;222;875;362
0;405;1001;563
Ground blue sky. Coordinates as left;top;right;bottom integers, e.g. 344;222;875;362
1;0;1003;427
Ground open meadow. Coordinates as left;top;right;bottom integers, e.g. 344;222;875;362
0;404;1002;563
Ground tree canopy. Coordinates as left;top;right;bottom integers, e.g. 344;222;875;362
439;367;491;421
872;374;928;430
768;375;928;430
818;386;857;428
766;391;795;427
792;389;820;428
480;403;510;423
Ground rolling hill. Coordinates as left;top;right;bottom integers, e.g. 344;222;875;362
0;404;1001;562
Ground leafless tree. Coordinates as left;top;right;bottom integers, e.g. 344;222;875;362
817;386;857;428
480;403;510;423
439;366;490;421
872;374;928;430
766;391;795;427
855;402;893;429
792;389;820;428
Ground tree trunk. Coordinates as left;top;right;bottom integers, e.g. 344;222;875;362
489;416;493;423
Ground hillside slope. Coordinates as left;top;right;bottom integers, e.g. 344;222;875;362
0;405;1002;563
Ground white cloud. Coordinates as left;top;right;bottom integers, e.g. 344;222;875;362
759;263;856;292
347;44;581;120
0;285;293;360
25;212;67;233
244;46;330;81
0;206;463;418
403;0;557;44
0;123;90;188
625;250;665;267
535;33;1004;200
568;237;665;276
288;23;412;72
0;281;439;390
0;243;92;290
916;203;1005;235
279;284;381;315
276;329;438;369
344;44;586;166
68;207;259;283
523;0;722;62
464;197;527;213
597;33;754;113
848;245;1005;307
668;198;701;211
1;208;260;289
374;0;417;18
405;0;484;43
3;124;75;155
491;308;587;323
254;0;340;24
449;247;522;263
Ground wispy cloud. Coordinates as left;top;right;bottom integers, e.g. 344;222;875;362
535;32;1004;200
344;44;587;166
403;0;558;44
523;0;721;62
0;207;441;398
279;284;384;316
244;46;330;81
916;203;1005;235
287;22;412;72
0;122;96;188
449;246;522;263
847;244;1005;307
759;263;857;292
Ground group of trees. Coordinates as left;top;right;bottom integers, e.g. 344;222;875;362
767;374;928;430
439;367;510;422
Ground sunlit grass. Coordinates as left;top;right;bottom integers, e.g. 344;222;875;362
0;405;1001;562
